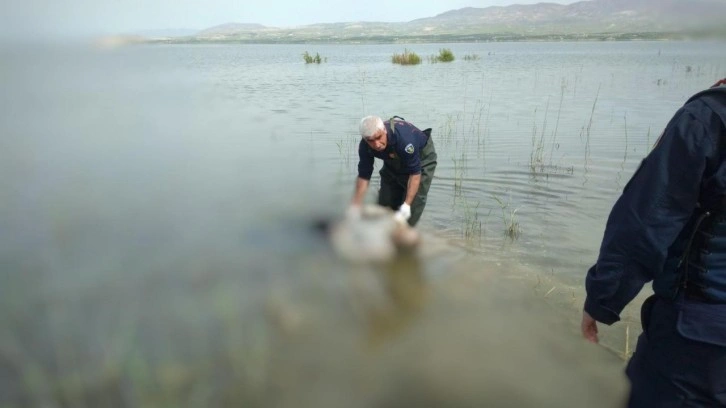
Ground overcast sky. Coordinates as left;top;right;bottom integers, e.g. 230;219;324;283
0;0;577;38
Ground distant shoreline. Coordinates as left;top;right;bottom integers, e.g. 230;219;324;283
141;31;724;45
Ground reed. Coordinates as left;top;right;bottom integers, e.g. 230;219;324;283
452;152;466;196
437;48;455;62
303;51;325;64
463;54;480;61
581;85;601;172
439;114;456;144
548;78;566;166
492;194;520;240
336;137;356;165
461;196;483;240
392;49;421;65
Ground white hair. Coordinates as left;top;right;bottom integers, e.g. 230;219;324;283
359;115;385;139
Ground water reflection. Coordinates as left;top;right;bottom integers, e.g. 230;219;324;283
364;254;428;348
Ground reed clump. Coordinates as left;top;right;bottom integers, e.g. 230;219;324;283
392;49;421;65
303;51;325;64
429;48;455;63
463;54;480;61
437;48;455;62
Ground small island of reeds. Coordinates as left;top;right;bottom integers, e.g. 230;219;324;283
392;49;421;65
428;48;456;63
303;51;326;64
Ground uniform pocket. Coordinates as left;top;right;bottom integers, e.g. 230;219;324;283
677;300;726;346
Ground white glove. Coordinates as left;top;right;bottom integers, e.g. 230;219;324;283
394;203;411;224
346;205;362;220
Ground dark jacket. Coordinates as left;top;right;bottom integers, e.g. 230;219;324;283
585;85;726;326
357;118;430;180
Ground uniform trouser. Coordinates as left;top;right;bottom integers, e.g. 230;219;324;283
626;295;726;407
378;139;437;227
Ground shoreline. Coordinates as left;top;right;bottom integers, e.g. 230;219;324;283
140;31;725;46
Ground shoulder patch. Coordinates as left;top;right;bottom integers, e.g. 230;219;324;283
405;143;415;154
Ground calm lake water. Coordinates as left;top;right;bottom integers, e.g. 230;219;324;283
2;40;725;406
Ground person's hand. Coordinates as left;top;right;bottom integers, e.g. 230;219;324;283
346;205;362;220
393;203;411;224
581;310;599;343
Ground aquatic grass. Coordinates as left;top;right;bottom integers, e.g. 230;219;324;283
438;113;456;145
436;48;455;62
392;49;421;65
336;135;357;166
303;51;325;64
548;78;566;165
461;196;483;240
492;194;520;240
427;48;455;64
529;105;547;173
582;85;601;173
452;152;466;196
463;54;480;61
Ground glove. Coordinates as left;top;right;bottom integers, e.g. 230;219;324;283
393;203;411;224
346;204;362;220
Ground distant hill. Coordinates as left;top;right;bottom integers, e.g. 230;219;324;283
132;29;199;39
196;23;269;37
410;0;724;34
149;0;726;43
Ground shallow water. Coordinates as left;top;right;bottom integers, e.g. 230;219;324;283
1;40;725;406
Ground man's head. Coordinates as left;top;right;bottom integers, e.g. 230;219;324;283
359;115;387;151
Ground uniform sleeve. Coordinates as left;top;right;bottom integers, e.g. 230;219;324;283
357;140;374;180
585;102;717;325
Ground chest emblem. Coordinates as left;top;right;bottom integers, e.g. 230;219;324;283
405;143;415;154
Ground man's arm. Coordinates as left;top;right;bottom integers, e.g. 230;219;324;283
351;140;374;209
403;173;421;205
351;177;370;206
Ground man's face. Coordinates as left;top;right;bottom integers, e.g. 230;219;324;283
364;129;387;151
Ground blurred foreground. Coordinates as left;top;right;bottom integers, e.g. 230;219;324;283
0;225;628;407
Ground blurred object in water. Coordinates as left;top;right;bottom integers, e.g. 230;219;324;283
325;205;420;263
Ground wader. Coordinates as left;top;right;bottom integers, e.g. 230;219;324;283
378;120;437;227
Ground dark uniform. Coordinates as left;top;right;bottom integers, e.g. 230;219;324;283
357;117;437;226
585;82;726;407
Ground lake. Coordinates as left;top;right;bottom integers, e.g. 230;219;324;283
1;40;725;406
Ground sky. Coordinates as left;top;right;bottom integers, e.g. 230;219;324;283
0;0;576;39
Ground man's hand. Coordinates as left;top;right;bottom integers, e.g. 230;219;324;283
581;310;599;343
394;203;411;224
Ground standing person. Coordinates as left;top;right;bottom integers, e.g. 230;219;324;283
582;78;726;407
350;115;437;227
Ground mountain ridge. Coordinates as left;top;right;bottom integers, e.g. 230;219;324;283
144;0;726;43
